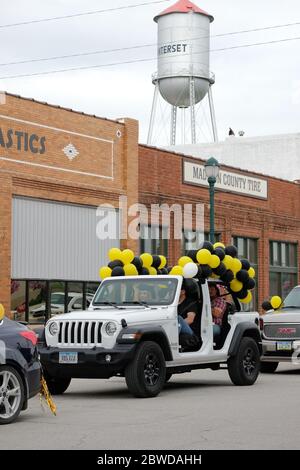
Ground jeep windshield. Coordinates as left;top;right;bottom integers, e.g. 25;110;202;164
282;286;300;309
93;278;178;307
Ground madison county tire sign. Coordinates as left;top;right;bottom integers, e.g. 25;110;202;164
183;160;268;200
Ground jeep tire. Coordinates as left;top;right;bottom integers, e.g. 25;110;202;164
125;341;166;398
260;361;278;373
44;371;71;395
228;337;260;386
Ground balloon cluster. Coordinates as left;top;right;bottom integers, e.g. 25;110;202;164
171;241;256;304
99;241;256;305
262;296;282;311
99;248;168;279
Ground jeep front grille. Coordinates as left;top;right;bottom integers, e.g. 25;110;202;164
263;323;300;340
58;321;102;347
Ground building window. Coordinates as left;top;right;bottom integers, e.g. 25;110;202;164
269;242;298;299
182;231;221;255
232;236;258;311
140;225;168;256
11;280;26;322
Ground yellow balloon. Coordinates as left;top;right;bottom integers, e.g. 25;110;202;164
148;267;158;275
240;291;253;304
99;266;112;280
123;263;138;276
0;304;5;321
121;249;134;265
248;267;256;279
230;279;243;292
223;255;234;270
169;265;184;276
232;258;242;274
214;242;225;249
108;247;122;262
209;254;221;269
140;253;153;268
271;296;282;310
159;255;167;269
197;249;212;265
178;256;193;267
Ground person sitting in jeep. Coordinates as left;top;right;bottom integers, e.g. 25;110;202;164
178;280;199;336
209;283;227;337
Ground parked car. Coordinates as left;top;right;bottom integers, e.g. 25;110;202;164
260;285;300;372
0;315;40;424
38;276;261;398
31;292;94;318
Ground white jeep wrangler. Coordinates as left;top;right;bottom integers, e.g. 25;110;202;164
38;276;261;398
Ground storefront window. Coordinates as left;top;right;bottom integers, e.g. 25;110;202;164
86;282;100;308
269;241;298;299
49;281;65;317
233;236;258;311
28;281;47;324
11;280;26;322
67;282;84;312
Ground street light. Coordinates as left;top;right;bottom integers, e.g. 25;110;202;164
205;157;220;244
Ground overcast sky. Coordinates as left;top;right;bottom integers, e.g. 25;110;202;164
1;0;300;144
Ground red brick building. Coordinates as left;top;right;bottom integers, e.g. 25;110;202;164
0;93;299;321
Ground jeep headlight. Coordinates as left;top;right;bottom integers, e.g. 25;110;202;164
105;322;117;336
48;321;59;336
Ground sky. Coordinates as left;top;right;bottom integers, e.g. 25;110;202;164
1;0;300;145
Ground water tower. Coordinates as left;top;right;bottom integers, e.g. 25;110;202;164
147;0;218;146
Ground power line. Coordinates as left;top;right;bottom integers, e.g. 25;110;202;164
1;20;299;68
1;35;299;81
0;0;170;29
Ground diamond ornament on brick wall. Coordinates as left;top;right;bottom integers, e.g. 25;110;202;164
63;143;80;161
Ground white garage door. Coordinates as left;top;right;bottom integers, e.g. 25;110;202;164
12;197;120;281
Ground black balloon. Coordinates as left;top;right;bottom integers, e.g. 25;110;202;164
236;288;248;300
200;265;212;278
111;266;125;277
200;241;214;253
152;255;161;269
140;267;150;276
213;262;226;277
225;245;238;258
241;259;251;271
236;269;250;283
246;278;256;290
161;268;169;275
187;250;198;262
108;260;124;269
132;256;143;272
214;247;226;261
221;270;234;284
262;300;272;311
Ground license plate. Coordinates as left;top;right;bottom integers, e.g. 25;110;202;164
59;352;78;364
276;341;292;351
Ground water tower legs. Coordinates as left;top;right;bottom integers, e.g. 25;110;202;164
190;78;196;144
170;106;177;146
147;83;159;145
208;86;218;143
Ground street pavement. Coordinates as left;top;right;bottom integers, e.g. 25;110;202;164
1;363;300;450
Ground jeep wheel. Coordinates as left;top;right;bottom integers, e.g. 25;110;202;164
260;362;278;373
44;372;71;395
0;366;25;425
228;337;260;386
125;341;166;398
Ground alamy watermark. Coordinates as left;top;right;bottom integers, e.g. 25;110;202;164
292;347;300;366
95;196;205;241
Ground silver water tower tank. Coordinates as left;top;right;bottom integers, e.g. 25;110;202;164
154;0;214;108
